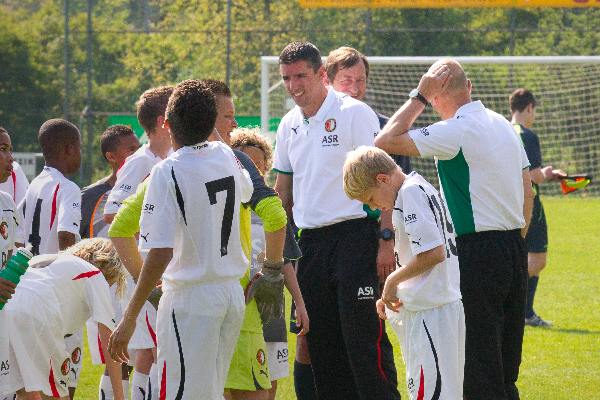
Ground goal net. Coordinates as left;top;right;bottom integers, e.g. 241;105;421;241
261;56;600;196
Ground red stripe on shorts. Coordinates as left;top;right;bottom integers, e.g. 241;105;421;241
48;360;60;397
146;310;157;347
98;331;105;364
160;360;167;400
417;366;425;400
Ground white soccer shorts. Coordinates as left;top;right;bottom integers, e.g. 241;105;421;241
5;306;71;397
266;342;289;381
65;329;83;389
387;300;465;400
157;280;244;400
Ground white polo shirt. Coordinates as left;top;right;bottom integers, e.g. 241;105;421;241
20;166;81;255
273;88;379;229
140;141;253;286
104;144;164;216
5;254;115;335
0;162;29;205
409;100;530;236
393;172;461;311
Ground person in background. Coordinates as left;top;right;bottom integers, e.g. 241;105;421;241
510;88;566;328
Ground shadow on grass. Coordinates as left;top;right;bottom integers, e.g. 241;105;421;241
544;327;600;335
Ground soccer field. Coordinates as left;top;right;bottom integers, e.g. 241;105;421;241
75;196;600;399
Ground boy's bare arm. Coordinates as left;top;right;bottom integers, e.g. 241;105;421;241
282;263;309;335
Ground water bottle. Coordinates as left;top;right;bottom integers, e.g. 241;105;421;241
0;248;33;310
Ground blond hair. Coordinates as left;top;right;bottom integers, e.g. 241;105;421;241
343;146;397;200
63;238;127;298
230;127;273;173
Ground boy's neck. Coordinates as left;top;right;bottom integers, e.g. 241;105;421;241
45;161;69;176
391;167;407;192
148;131;172;159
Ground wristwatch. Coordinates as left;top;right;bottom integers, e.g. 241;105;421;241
409;88;428;106
378;228;395;241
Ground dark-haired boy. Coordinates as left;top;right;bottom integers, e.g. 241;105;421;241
81;125;139;239
20;118;83;397
109;80;255;400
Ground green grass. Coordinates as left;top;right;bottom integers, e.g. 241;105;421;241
76;197;600;399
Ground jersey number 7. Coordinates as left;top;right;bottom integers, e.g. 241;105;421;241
205;176;235;257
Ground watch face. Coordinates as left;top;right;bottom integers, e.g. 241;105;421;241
409;88;419;98
381;229;394;240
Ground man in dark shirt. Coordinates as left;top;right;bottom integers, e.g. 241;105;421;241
80;125;140;238
510;88;566;328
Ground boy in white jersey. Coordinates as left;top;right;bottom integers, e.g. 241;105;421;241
343;146;465;400
3;238;127;400
109;80;256;400
0;128;22;399
103;86;173;399
18;119;84;397
0;130;29;206
104;86;173;223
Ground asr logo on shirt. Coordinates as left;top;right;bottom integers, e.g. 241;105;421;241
143;203;155;214
404;213;418;225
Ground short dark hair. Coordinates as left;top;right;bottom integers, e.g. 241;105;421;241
325;46;369;83
279;41;322;72
136;85;174;134
38;119;80;159
0;127;8;137
166;80;217;146
100;125;136;160
510;88;537;113
201;79;232;98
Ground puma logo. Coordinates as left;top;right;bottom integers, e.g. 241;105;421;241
411;238;421;246
141;233;150;242
291;125;300;135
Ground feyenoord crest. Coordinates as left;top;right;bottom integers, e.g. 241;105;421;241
324;118;336;132
256;349;266;366
61;358;71;376
71;347;82;364
0;221;7;240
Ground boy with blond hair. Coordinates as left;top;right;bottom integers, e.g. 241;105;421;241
343;146;465;400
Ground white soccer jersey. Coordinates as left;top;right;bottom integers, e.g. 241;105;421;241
0;162;29;205
0;192;20;394
5;254;115;334
273;88;379;229
0;192;19;267
408;100;530;236
104;144;164;216
392;172;461;311
140;141;253;285
19;167;81;256
4;254;114;397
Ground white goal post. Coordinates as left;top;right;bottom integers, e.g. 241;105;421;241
261;56;600;196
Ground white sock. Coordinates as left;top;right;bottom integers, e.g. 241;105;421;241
131;371;149;400
148;363;159;400
99;375;113;400
122;379;130;400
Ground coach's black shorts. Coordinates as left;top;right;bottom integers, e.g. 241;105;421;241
526;196;548;253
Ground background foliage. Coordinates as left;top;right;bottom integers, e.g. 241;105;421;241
1;1;599;184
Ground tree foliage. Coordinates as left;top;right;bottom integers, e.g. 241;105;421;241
1;1;598;182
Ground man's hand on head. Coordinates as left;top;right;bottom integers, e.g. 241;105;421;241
417;63;451;102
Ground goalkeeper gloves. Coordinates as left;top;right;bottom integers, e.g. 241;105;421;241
245;259;285;324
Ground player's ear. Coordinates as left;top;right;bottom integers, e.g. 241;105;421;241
376;173;390;184
104;151;116;164
158;114;167;130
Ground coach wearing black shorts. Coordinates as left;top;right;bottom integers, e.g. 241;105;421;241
273;42;399;400
510;88;566;328
375;59;535;400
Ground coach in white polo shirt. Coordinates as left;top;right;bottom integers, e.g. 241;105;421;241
273;41;399;400
375;59;535;400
